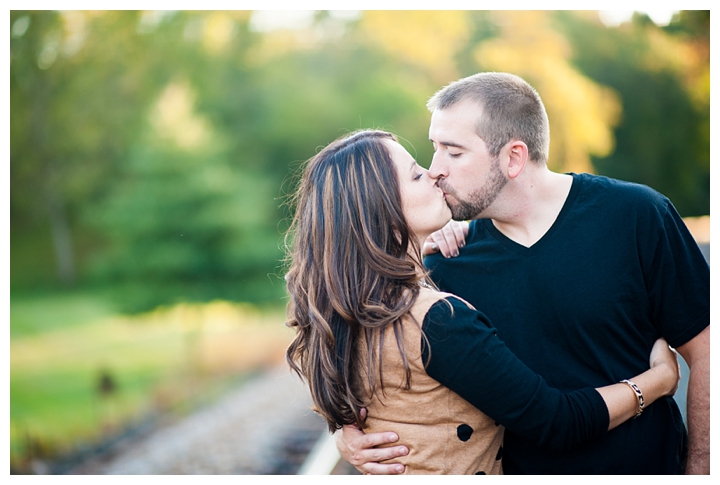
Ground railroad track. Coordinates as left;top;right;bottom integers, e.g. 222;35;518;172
61;364;355;475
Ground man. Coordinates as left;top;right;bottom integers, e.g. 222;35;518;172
336;72;709;474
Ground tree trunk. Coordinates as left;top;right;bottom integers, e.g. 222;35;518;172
43;186;76;286
26;73;77;287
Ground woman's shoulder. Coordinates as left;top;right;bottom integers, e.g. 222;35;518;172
416;290;496;343
412;288;475;318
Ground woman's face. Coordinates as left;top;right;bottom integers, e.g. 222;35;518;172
385;140;452;241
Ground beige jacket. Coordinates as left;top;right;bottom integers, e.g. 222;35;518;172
360;289;504;474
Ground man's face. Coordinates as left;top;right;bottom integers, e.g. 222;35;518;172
428;100;507;221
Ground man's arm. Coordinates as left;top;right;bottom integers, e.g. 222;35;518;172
676;325;710;474
335;423;408;475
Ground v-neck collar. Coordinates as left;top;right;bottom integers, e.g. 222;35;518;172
480;172;583;254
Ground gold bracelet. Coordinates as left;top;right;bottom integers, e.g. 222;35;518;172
620;379;645;418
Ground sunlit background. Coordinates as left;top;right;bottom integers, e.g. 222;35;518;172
9;9;710;474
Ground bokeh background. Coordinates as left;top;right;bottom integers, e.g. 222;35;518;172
9;10;710;473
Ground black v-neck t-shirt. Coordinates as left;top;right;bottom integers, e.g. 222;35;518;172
424;173;709;474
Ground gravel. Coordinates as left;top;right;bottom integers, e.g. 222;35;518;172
66;364;329;475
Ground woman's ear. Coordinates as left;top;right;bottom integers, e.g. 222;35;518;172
506;141;528;179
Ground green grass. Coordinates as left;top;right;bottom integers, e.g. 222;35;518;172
10;290;120;339
9;290;292;471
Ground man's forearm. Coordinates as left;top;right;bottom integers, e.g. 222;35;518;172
684;357;710;474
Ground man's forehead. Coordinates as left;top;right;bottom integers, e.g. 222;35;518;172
432;98;482;121
429;104;481;141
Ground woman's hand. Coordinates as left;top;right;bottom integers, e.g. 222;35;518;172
422;220;469;258
599;338;681;430
649;338;680;397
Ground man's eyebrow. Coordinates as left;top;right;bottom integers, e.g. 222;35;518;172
429;139;467;150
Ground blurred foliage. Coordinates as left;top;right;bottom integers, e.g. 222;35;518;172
468;11;622;174
554;10;711;217
10;10;710;311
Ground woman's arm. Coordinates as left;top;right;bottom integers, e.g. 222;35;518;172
422;297;679;450
332;299;679;472
596;338;679;430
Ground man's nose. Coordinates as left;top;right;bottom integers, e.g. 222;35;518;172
428;153;445;180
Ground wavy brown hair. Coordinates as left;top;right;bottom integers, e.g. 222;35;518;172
284;129;431;432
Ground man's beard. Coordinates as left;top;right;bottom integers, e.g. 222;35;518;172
440;157;507;221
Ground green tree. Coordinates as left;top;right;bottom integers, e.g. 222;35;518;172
555;11;710;216
76;13;288;310
84;117;282;310
10;11;191;286
449;11;621;174
12;10;709;309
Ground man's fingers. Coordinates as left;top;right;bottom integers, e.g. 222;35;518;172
351;443;408;468
365;445;409;463
361;462;406;475
360;431;400;449
353;442;408;474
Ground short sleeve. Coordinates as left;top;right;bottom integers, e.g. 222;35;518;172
644;200;710;348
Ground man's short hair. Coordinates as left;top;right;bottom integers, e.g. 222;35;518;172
427;72;550;164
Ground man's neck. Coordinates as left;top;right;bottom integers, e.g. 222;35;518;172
490;169;573;248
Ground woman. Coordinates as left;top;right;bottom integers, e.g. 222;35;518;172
284;130;678;474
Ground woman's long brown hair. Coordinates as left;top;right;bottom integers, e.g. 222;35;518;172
284;129;430;432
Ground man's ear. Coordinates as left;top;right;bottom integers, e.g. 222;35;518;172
505;140;528;179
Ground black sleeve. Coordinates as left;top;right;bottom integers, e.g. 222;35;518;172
643;199;709;348
421;297;609;451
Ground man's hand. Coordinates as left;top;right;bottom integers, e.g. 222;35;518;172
423;220;469;258
335;419;408;475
